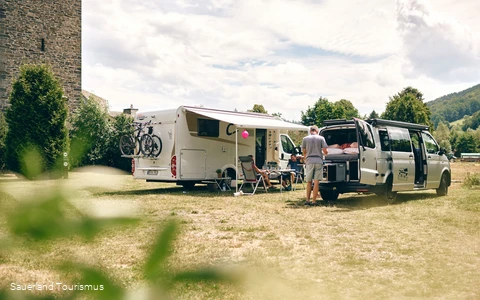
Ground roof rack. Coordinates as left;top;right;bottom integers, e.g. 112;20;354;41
322;118;429;131
368;119;429;131
323;119;355;126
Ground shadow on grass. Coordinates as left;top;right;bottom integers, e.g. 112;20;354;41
94;184;237;198
285;191;439;210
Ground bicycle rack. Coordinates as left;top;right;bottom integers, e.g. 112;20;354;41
121;155;158;160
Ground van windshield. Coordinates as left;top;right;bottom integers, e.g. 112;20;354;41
281;135;295;154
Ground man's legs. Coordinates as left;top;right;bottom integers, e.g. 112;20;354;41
306;180;312;201
311;163;323;203
305;164;314;202
311;179;319;203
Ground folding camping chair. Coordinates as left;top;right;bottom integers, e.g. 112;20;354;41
293;164;305;191
238;156;268;195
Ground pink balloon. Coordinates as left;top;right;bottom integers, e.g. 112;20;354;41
241;130;249;139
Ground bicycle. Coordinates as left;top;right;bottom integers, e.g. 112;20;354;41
119;121;163;157
119;120;152;156
142;124;162;157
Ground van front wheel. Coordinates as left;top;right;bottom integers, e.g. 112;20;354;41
436;174;448;196
320;190;339;201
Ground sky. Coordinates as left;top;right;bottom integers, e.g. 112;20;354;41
82;0;480;122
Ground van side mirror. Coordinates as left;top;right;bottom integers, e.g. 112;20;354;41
439;148;446;156
294;146;302;154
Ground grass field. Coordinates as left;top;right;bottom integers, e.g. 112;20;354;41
1;162;479;299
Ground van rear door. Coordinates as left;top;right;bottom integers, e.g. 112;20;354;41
354;119;378;185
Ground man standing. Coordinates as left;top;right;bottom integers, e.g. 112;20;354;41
302;125;328;205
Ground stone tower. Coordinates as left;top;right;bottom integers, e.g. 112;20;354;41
0;0;81;110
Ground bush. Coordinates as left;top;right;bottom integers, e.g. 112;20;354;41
5;64;68;178
463;172;480;188
106;113;134;171
0;111;7;170
69;97;133;171
69;96;112;168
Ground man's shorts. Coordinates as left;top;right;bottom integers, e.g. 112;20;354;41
305;163;323;181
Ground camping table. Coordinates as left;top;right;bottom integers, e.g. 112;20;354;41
269;169;295;192
215;177;231;191
203;177;231;191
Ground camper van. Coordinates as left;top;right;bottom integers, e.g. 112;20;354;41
128;106;308;188
319;118;451;203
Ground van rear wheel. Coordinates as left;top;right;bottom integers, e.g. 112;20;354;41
436;173;448;196
320;190;339;201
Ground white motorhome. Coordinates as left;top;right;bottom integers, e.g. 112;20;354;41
129;106;308;189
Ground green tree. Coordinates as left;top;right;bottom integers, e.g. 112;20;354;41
301;97;332;126
69;96;113;168
248;104;268;114
381;86;433;129
5;64;68;178
453;130;479;157
301;97;359;126
462;110;480;130
0;111;7;170
433;122;452;152
335;99;359;119
104;113;134;171
368;110;379;119
272;112;283;118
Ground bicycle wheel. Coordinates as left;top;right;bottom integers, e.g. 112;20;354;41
151;135;163;157
119;135;135;156
140;134;154;156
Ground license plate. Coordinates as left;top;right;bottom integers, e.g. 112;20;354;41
147;170;158;175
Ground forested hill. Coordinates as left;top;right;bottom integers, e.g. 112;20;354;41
427;83;480;127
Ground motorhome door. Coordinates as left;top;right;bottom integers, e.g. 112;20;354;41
255;129;266;169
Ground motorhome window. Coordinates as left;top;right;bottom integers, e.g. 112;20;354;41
379;130;390;151
421;132;439;154
388;127;412;152
357;122;375;148
198;118;219;137
281;135;295;154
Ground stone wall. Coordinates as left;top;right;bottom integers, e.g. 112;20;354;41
0;0;81;110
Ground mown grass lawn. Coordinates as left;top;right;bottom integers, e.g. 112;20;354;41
1;163;479;299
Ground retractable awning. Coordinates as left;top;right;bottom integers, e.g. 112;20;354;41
183;106;308;131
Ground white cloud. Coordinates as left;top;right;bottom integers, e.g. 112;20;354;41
397;0;480;82
82;0;480;121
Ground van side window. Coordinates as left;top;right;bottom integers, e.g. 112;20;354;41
357;122;375;148
421;132;439;154
281;135;295;154
198;118;219;137
388;127;412;152
379;130;390;151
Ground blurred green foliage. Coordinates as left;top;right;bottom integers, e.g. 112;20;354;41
0;150;238;299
